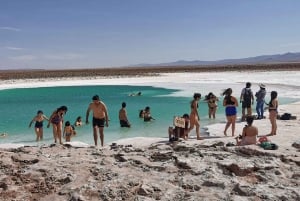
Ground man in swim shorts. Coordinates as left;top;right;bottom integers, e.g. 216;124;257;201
86;95;109;146
119;102;131;127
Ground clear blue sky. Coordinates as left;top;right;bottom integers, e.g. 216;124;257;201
1;0;300;69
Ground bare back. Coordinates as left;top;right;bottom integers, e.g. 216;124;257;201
119;108;127;121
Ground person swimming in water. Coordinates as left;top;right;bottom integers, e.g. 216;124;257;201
29;110;49;141
0;133;8;138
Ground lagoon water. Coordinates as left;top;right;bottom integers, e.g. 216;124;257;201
0;71;299;146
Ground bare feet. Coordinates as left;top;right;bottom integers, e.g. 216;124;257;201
224;131;227;136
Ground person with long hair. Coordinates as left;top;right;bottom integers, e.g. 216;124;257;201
47;106;68;144
222;88;239;136
204;92;219;119
267;91;278;136
188;93;202;140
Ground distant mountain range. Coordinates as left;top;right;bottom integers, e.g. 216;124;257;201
132;52;300;67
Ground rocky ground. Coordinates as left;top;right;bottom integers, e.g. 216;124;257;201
0;138;299;201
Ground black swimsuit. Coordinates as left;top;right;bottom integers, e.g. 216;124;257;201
35;121;43;128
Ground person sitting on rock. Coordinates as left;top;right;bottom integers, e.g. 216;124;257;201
236;116;258;146
169;114;190;141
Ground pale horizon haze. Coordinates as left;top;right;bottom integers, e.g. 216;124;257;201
1;0;300;69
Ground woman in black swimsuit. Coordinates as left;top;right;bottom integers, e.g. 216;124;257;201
29;110;49;141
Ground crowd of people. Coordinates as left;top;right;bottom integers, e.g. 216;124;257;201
28;82;278;147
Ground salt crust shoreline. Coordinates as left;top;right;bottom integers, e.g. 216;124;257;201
0;101;299;200
0;71;300;150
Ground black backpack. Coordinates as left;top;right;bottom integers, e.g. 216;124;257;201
280;113;291;120
243;89;252;101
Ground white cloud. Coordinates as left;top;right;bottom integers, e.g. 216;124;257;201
43;53;85;60
9;55;37;61
0;26;21;32
5;46;24;51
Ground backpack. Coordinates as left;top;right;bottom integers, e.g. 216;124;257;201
243;88;252;102
280;113;291;120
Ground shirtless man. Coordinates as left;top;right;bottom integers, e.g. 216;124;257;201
119;102;131;127
86;95;109;146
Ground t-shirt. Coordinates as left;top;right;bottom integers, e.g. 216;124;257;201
255;89;266;101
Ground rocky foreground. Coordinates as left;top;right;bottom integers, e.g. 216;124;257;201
0;139;299;201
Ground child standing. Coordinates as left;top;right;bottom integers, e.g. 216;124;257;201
63;121;74;142
29;110;49;141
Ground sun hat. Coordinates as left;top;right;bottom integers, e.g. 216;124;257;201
259;83;266;88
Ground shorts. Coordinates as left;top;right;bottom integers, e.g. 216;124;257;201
242;101;251;109
120;120;130;127
225;106;237;116
93;117;105;127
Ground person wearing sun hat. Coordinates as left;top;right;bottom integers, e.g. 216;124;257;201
255;83;266;119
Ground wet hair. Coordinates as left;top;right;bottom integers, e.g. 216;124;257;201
182;113;189;119
222;88;232;96
57;106;68;113
122;102;126;108
37;110;43;114
193;93;201;99
270;91;278;100
246;82;251;88
205;92;215;100
65;121;71;126
139;110;144;117
246;116;254;125
145;106;150;111
92;95;100;101
76;116;81;121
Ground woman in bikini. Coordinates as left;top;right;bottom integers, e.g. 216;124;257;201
268;91;278;136
187;93;202;140
29;110;49;141
47;106;68;144
236;116;258;146
205;92;219;119
222;88;239;136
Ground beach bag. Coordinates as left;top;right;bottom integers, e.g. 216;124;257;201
258;136;269;143
280;113;291;120
260;142;278;150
